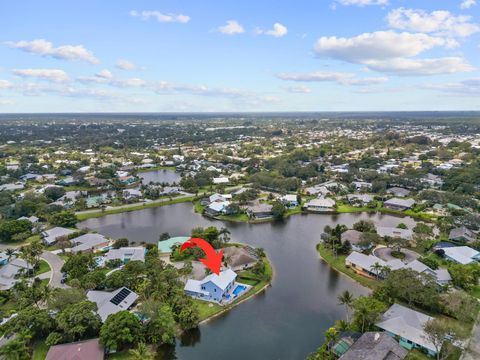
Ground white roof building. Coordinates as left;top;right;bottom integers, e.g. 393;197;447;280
87;287;138;322
104;247;145;263
70;233;110;253
42;227;76;245
443;246;480;265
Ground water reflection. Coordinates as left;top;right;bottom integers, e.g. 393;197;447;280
79;203;418;360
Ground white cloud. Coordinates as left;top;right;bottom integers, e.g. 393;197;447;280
314;31;453;62
277;71;388;85
461;0;476;9
77;71;146;87
96;69;113;79
334;0;388;6
0;80;13;89
256;23;288;37
116;59;137;70
0;99;14;105
422;77;480;95
284;85;311;93
387;8;480;37
13;69;69;82
130;10;190;23
366;57;474;75
6;39;99;64
313;30;472;76
218;20;245;35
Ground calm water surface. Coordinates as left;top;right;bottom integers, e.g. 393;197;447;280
140;169;181;185
79;204;417;360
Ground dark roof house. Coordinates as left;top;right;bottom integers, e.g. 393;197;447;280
338;332;407;360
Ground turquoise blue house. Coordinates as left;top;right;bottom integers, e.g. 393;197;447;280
376;304;437;357
158;236;190;253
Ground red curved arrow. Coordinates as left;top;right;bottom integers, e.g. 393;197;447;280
180;237;224;275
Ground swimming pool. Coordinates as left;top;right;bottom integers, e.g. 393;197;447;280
233;285;247;296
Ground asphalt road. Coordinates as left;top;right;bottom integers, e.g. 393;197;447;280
40;251;70;289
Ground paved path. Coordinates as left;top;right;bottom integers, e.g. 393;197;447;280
40;251;70;289
373;246;420;264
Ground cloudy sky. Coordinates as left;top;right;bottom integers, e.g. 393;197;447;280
1;0;479;112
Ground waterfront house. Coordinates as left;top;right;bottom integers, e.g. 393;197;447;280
158;236;190;254
383;198;415;211
346;194;374;207
104;247;145;264
304;184;330;197
376;226;413;241
376;304;437;357
345;252;450;285
449;226;476;243
442;246;480;265
184;268;239;304
338;332;407;360
46;338;104;360
87;287;138;322
223;246;258;271
41;227;76;246
328;331;361;358
341;230;373;251
279;194;298;208
305;198;335;212
70;233;110;253
205;201;231;216
246;204;273;219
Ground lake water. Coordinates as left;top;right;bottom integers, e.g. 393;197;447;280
79;204;417;360
140;169;182;185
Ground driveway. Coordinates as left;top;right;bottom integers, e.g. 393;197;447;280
40;251;70;289
373;246;420;264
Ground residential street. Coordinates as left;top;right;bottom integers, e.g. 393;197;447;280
40;251;70;289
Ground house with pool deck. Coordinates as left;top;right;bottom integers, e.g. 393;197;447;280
184;268;250;304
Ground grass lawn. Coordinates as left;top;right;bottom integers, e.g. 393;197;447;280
136;165;177;172
317;243;378;290
35;259;51;275
76;196;196;220
32;341;49;360
470;285;480;299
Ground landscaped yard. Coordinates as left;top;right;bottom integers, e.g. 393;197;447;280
194;255;272;322
35;259;51;275
32;340;48;360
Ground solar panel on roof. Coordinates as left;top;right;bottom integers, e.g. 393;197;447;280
110;288;131;306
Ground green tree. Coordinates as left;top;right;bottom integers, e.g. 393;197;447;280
144;305;177;345
47;287;87;311
0;332;31;360
271;201;286;220
352;296;387;332
49;211;77;227
423;319;463;360
353;220;376;233
113;238;129;249
129;342;154;360
337;290;355;322
55;301;102;342
100;311;143;351
61;253;96;280
1;307;54;340
0;220;32;243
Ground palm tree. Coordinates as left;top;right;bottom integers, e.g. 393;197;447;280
129;342;154;360
5;248;15;262
219;227;231;244
371;262;383;280
337;290;355;322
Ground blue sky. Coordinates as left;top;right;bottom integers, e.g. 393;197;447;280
0;0;479;112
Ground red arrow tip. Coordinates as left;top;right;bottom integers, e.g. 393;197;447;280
200;249;224;275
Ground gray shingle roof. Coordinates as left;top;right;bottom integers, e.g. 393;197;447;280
339;332;407;360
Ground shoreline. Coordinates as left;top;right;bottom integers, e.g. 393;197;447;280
316;243;376;291
196;255;273;324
